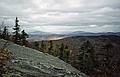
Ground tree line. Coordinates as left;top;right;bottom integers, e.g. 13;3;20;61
33;39;118;77
0;17;29;46
74;40;116;77
33;40;70;63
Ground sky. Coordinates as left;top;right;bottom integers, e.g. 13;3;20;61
0;0;120;33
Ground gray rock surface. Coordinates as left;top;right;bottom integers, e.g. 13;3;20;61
0;39;87;77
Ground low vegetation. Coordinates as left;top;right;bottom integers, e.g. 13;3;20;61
0;48;12;77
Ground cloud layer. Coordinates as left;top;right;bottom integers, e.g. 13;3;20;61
0;0;120;33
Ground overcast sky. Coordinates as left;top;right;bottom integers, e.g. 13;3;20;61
0;0;120;33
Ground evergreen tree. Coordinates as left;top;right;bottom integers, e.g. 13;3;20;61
1;26;9;40
58;43;70;62
12;17;21;44
21;30;29;46
102;42;113;58
34;41;39;50
53;44;59;57
0;21;5;39
48;40;53;55
101;42;114;75
78;40;95;74
64;45;70;62
0;32;1;39
40;40;46;52
59;43;64;60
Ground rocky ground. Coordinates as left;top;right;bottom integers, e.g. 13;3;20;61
0;39;87;77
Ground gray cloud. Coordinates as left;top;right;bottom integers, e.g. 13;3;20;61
0;0;120;33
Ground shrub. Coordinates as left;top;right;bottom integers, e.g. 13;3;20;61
0;48;12;77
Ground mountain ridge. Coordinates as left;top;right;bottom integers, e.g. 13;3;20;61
28;31;120;41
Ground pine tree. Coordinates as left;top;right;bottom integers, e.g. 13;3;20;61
40;40;46;52
59;43;64;60
12;17;21;44
53;44;60;57
78;40;95;74
34;41;39;50
21;30;29;46
48;40;53;55
1;26;9;40
102;42;113;58
0;21;5;39
0;27;2;39
64;45;70;62
101;42;114;76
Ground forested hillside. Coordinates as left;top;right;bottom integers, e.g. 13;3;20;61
30;35;120;77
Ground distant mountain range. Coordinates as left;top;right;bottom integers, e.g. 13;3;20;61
65;31;120;36
28;31;120;41
28;31;66;41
